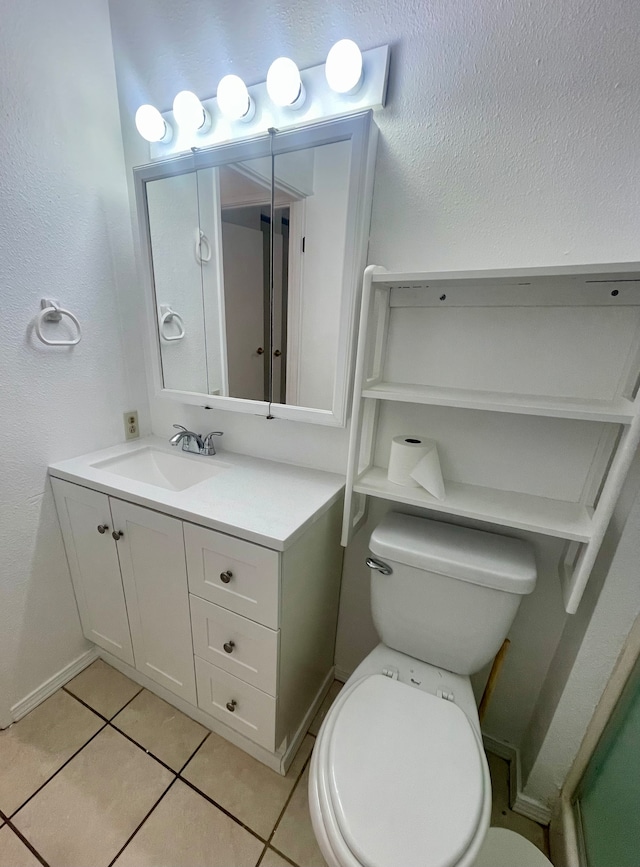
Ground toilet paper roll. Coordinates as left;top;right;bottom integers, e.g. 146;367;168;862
410;449;446;499
387;436;433;487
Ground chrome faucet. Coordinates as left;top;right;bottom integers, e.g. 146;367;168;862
170;425;223;456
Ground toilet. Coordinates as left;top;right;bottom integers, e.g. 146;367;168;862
309;512;547;867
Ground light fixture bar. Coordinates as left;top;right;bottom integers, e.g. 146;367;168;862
148;43;389;159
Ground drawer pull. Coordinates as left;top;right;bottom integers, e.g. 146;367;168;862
223;640;235;654
220;570;233;584
226;699;237;712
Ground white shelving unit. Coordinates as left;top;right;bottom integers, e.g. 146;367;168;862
342;263;640;614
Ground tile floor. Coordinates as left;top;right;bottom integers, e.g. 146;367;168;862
0;661;550;867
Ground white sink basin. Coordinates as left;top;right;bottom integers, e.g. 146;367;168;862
92;447;229;491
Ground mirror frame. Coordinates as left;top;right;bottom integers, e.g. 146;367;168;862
134;111;377;426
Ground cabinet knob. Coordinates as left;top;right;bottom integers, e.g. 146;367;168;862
256;347;264;355
223;640;235;654
273;349;282;357
226;699;237;712
112;530;124;541
220;570;233;584
97;524;109;534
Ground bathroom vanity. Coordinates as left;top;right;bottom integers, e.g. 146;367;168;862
49;438;344;773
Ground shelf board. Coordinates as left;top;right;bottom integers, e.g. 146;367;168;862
373;263;640;287
361;382;635;423
354;467;593;542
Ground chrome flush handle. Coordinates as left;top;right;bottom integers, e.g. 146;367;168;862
366;557;393;575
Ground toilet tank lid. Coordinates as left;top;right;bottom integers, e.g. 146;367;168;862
369;513;537;594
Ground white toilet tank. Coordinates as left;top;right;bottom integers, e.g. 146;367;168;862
368;513;537;675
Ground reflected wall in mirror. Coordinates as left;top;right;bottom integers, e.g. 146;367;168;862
272;139;352;411
136;113;377;425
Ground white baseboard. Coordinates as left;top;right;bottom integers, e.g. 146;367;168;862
482;733;518;762
482;733;552;825
513;791;552;825
10;647;98;723
333;666;351;683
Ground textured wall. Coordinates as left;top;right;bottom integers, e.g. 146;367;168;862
0;0;143;719
107;0;640;767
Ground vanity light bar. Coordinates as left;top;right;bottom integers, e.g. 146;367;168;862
143;43;389;160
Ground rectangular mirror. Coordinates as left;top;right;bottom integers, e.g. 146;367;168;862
135;112;377;425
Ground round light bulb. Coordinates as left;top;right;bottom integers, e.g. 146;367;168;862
217;75;255;122
266;57;305;109
325;39;363;94
172;90;210;134
135;104;172;143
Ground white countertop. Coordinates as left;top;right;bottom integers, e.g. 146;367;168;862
49;437;345;551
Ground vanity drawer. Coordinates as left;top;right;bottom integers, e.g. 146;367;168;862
190;595;279;695
195;657;276;751
184;523;280;629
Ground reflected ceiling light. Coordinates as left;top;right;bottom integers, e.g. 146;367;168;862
217;74;255;122
135;104;173;143
266;57;305;109
325;39;364;94
172;90;211;134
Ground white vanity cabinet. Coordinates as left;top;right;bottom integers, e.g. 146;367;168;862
51;479;196;704
50;448;344;773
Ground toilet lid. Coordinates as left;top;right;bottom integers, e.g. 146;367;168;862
326;675;485;867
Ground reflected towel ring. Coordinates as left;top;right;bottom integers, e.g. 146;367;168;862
159;305;186;341
35;299;82;346
195;229;212;265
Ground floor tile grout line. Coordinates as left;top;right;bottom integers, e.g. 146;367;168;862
3;818;50;867
62;681;144;722
105;775;179;867
266;843;300;867
177;730;211;775
62;683;211;777
175;737;314;850
176;775;269;844
7;722;109;821
265;748;314;850
104;719;211;777
254;843;269;867
108;684;145;718
107;722;181;776
61;687;110;722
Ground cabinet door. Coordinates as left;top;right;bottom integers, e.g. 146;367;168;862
110;499;196;704
51;478;134;665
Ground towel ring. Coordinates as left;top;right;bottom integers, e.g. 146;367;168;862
35;299;82;346
195;229;212;265
159;305;186;341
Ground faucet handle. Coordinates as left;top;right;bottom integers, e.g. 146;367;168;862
173;424;188;432
203;431;223;444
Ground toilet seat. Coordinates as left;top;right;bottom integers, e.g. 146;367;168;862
310;674;492;867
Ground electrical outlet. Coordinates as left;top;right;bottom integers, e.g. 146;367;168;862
124;410;139;440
